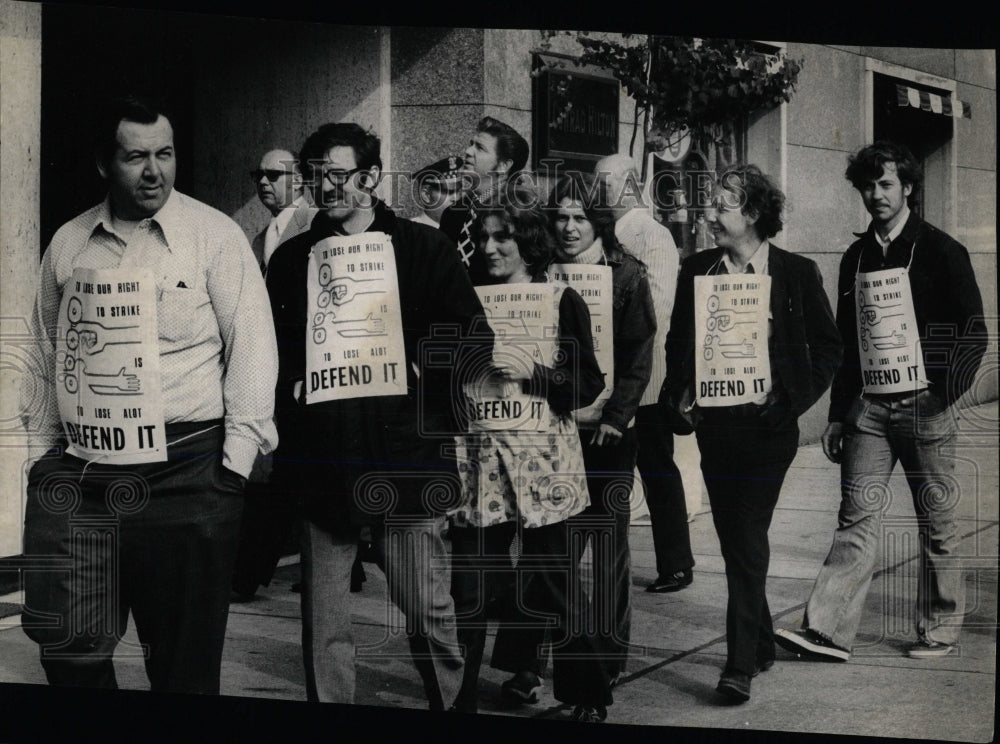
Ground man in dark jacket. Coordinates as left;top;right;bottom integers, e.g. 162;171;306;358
664;165;842;702
266;123;491;709
776;141;987;662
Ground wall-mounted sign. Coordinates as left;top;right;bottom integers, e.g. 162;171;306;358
532;55;620;172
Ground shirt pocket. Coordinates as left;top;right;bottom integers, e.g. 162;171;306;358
157;288;212;346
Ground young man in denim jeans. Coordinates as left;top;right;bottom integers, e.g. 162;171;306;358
776;141;987;661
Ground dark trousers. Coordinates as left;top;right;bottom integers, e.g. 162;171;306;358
635;404;694;577
551;427;637;703
231;452;300;595
451;520;592;709
450;517;610;709
21;423;243;694
696;413;798;676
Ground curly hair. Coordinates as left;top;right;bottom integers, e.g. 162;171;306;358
717;164;785;239
546;172;623;255
299;122;382;175
845;141;922;203
476;187;556;279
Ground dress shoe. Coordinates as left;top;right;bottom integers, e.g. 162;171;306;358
645;569;693;593
775;628;850;661
716;671;751;702
500;671;543;705
906;639;954;658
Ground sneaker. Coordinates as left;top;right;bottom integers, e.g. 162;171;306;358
907;639;954;658
500;671;543;705
775;628;850;661
570;705;607;723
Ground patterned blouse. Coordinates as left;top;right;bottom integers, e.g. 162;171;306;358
451;280;604;528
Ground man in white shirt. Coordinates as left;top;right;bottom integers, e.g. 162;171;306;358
19;95;278;694
250;148;315;272
595;153;694;594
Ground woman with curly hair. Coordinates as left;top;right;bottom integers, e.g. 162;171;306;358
448;189;604;715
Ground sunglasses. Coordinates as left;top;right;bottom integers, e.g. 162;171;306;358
250;168;294;183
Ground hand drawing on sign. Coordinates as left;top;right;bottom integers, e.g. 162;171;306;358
316;267;381;308
311;311;387;344
703;335;756;360
860;327;906;351
858;302;904;328
57;353;141;396
719;339;756;358
66;299;141;357
705;295;755;332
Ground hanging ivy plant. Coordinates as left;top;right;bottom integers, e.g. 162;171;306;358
538;32;803;171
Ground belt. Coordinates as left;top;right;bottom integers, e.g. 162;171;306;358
699;402;762;419
864;390;923;404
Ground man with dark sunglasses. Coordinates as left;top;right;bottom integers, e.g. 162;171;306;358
249;149;315;273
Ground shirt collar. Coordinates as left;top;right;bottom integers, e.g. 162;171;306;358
721;239;769;274
92;189;182;251
873;204;911;250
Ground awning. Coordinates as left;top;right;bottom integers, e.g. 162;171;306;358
896;84;971;119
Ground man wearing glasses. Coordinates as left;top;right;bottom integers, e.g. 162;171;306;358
265;122;490;709
249;148;315;273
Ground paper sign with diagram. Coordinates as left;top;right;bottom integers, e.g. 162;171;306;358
548;264;613;424
855;267;927;394
55;267;167;464
305;232;407;404
465;283;556;431
694;274;771;407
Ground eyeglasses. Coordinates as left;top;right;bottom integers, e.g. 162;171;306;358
250;168;294;183
318;166;366;187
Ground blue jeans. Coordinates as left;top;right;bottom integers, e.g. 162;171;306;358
804;391;964;649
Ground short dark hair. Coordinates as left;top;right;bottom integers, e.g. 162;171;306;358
95;95;172;166
547;172;622;255
300;123;382;178
476;116;529;177
717;164;785;239
845;141;923;203
476;187;555;279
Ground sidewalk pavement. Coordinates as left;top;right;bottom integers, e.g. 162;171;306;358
1;402;996;743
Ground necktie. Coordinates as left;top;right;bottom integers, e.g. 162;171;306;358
263;218;281;267
456;203;477;267
745;264;754;274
